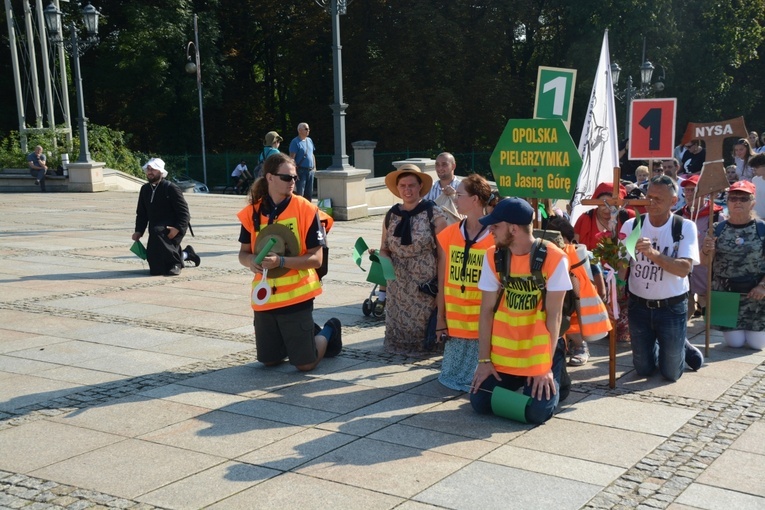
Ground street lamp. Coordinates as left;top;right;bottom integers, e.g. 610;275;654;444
611;38;660;137
43;1;101;164
313;0;354;170
185;14;207;185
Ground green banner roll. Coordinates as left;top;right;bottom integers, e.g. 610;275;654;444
353;237;396;285
254;237;277;264
353;237;369;269
130;240;147;260
491;386;531;423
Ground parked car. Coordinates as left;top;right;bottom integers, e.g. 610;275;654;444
172;175;209;193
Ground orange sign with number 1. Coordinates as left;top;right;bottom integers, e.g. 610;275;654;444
628;98;677;160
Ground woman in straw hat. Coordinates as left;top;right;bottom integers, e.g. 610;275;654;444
375;164;448;355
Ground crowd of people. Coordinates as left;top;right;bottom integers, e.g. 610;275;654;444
123;129;763;426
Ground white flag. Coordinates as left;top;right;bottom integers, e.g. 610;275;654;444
570;30;620;226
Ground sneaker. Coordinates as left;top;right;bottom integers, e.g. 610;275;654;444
165;264;182;276
685;340;704;371
34;179;40;185
568;342;590;367
373;299;386;316
184;245;201;267
324;318;342;358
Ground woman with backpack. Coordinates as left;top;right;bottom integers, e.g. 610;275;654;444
701;180;765;350
376;164;447;355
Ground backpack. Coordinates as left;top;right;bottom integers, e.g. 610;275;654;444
633;213;684;257
493;239;580;336
714;219;765;256
626;213;684;290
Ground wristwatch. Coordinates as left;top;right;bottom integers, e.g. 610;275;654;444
759;281;765;289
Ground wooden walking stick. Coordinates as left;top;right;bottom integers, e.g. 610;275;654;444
581;167;650;389
695;162;731;357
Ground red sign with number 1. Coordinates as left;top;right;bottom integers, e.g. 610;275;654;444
628;98;677;160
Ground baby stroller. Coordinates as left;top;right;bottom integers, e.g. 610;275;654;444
354;237;392;319
362;284;386;318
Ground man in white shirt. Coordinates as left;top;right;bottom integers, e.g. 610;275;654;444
425;152;461;201
620;175;703;381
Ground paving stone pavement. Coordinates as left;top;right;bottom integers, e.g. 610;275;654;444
0;191;763;510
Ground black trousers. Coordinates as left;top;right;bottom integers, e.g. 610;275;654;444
147;225;184;275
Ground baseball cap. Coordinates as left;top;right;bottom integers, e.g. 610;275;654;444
729;180;755;194
479;197;533;226
681;174;700;188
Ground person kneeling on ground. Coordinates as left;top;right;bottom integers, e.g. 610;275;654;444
132;158;200;276
470;198;571;424
236;152;341;372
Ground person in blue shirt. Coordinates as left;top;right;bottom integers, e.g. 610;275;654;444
289;123;316;200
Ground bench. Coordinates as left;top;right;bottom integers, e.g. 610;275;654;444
0;168;68;192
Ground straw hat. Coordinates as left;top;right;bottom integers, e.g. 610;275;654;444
254;223;299;278
384;164;433;199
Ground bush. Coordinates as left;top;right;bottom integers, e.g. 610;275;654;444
0;125;146;178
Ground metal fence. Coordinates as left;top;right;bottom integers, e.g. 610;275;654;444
173;150;494;189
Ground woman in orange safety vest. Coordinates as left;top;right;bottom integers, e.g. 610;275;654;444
436;174;499;391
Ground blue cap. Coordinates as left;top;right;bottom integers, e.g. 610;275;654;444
479;197;534;226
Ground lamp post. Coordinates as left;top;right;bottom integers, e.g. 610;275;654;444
185;14;207;185
43;1;100;164
313;0;353;170
611;38;662;137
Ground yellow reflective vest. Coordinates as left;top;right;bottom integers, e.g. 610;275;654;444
237;196;322;311
437;222;494;339
487;242;566;377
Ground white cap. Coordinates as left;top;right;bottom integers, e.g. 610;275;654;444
142;157;167;177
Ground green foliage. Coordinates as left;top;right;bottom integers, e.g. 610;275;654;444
0;130;65;169
0;126;146;178
82;125;145;178
2;0;765;160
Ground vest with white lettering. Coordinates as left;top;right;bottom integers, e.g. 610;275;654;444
436;222;494;339
237;197;322;311
488;243;566;377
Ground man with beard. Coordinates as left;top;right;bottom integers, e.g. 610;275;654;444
470;198;571;424
425;152;461;201
132;158;200;276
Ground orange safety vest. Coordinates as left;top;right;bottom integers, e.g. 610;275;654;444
237;196;322;311
563;244;612;339
488;242;567;377
436;222;494;339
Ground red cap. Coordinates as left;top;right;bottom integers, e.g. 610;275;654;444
681;175;699;188
592;182;627;200
729;180;755;194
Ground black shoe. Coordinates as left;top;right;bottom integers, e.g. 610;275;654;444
184;245;201;267
685;340;704;371
166;264;182;276
324;318;342;358
559;363;571;402
34;179;40;185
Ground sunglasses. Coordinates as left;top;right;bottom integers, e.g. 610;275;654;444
727;195;751;203
275;173;298;182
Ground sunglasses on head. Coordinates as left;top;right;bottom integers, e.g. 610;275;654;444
275;173;298;182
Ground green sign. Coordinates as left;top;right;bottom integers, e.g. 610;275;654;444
534;66;577;130
490;118;582;199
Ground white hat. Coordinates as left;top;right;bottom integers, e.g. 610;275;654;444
142;158;167;177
